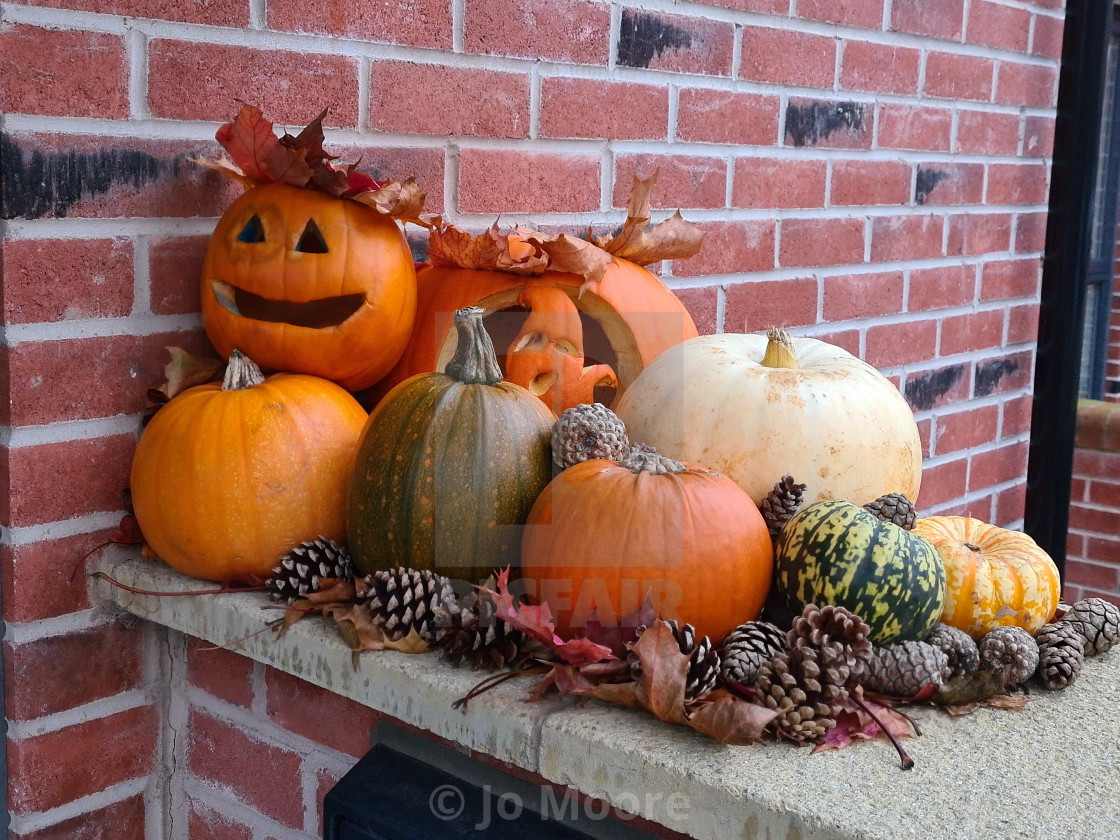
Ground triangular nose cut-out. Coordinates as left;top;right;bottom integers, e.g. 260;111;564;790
294;219;328;253
237;215;266;243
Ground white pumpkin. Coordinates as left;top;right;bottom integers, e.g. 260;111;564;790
614;329;922;506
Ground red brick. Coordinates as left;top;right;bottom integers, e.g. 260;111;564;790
673;287;718;335
4;436;134;528
940;309;1005;355
1067;588;1120;608
0;25;127;119
1014;211;1049;253
188;799;254;840
3;239;133;324
908;265;977;311
672;220;776;277
1007;303;1040;344
831;160;911;206
187;637;255;708
877;104;953;152
1002;394;1033;437
316;767;347;837
840;41;920;95
332;145;447;215
994;482;1027;526
925;52;995;101
1064;559;1120;592
617;9;734;76
799;0;884;28
188;709;304;826
265;668;380;757
739;27;836;88
1068;505;1120;535
946;212;1013;256
7;706;156;814
9;795;146;840
613;155;726;209
967;0;1031;52
150;235;206;316
917;417;933;458
7;330;211;426
822;271;904;321
1070;477;1089;504
148;41;358;126
724;277;818;333
995;61;1059;108
732;158;826;209
465;0;608;61
968;441;1029;491
785;99;873;149
865;320;938;367
870;215;944;263
955;110;1020;156
370;62;528;138
676;89;779;145
1073;448;1120;477
541;78;667;140
1031;13;1066;59
811;329;861;356
458;150;599;214
1;531;116;622
917;458;969;509
935;405;999;455
974;350;1033;396
780;217;865;268
891;0;964;40
915;163;984;206
7;0;247;24
1023;115;1056;158
981;258;1041;300
701;0;786;9
1088;478;1120;508
4;624;143;720
270;0;451;48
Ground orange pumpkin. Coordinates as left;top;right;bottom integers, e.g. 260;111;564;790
130;351;367;583
201;182;417;392
373;259;697;410
520;448;773;643
911;516;1061;639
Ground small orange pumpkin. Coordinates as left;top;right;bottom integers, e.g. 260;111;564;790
130;351;367;583
520;447;773;643
911;516;1061;639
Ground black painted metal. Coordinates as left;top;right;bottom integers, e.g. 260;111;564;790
1025;0;1116;572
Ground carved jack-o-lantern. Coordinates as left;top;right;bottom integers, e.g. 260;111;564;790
201;182;417;392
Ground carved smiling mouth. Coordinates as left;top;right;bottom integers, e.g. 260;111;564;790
209;280;365;329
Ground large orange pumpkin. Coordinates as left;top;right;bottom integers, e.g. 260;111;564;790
912;516;1062;639
201;182;417;392
520;448;773;643
130;351;367;583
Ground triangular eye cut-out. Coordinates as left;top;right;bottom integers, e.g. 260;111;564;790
237;215;266;243
294;220;328;253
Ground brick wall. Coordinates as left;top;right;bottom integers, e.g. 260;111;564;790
1065;400;1120;608
1;0;1065;836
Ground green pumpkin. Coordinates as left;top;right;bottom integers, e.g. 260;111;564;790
348;306;555;584
774;500;946;644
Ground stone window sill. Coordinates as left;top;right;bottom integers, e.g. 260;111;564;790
96;548;1120;840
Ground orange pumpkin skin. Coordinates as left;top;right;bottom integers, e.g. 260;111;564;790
130;367;367;583
520;459;773;643
201;182;417;392
373;259;697;408
912;516;1061;639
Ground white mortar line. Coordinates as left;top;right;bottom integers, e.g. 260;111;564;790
132;235;153;317
6;777;149;836
529;64;542;140
6;689;151;740
714;286;727;333
4;610;107;645
249;0;266;29
126;26;150;120
154;629;191;840
357;55;372;133
3;217;219;240
452;0;465;53
1;415;141;448
3;313;203;344
1;512;126;547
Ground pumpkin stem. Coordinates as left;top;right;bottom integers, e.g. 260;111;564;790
964;542;983;553
222;350;267;391
445;307;504;386
619;443;687;475
760;327;800;370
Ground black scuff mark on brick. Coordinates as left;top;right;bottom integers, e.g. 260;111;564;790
617;9;694;69
915;166;950;205
784;101;867;147
905;365;965;412
975;358;1019;397
2;132;170;220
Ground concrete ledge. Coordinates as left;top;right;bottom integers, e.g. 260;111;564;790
1076;398;1120;451
97;549;1120;840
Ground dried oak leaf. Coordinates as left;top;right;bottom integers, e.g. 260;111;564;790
326;604;429;664
213;103;314;188
349;177;429;227
281;579;358;631
427;223;549;274
592;173;705;267
150;347;224;403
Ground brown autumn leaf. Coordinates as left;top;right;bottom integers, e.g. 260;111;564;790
281;579;358;631
349;178;429;227
687;690;777;746
427;223;548;273
523;231;614;294
152;347;224;402
592;173;706;266
327;604;430;658
191;154;259;191
933;668;1008;707
214;103;314;188
812;687;916;755
630;621;689;725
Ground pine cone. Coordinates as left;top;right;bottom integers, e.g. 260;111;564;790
360;568;455;642
862;641;951;696
753;652;840;743
979;626;1039;686
760;475;806;539
719;621;787;686
552;404;629;470
924;624;981;678
267;537;353;603
434;589;526;669
788;604;874;685
631;620;720;702
1061;597;1120;656
1035;622;1084;690
862;493;917;530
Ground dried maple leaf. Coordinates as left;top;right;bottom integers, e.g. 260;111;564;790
592;173;706;267
576;593;658;658
427;223;548;273
152;347;224;402
813;688;915;755
191;154;259;191
687;690;777;746
628;621;689;725
523;231;614;295
214;103;314;188
349;178;429;227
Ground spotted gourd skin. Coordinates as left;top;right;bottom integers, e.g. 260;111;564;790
775;500;946;644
